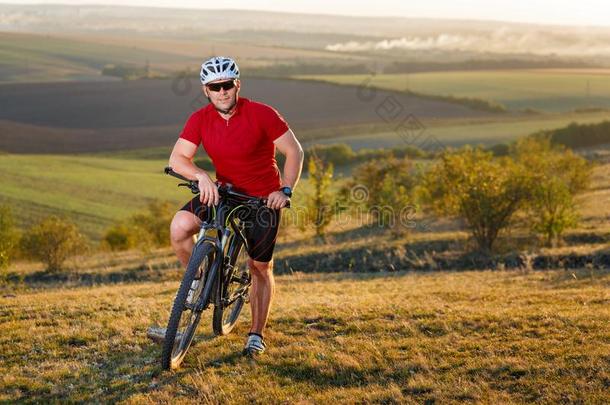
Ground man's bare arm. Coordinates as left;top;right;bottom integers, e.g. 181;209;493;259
274;129;304;190
168;138;219;206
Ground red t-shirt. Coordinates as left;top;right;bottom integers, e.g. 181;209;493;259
179;97;289;197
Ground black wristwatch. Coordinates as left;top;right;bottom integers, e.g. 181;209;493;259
279;186;292;197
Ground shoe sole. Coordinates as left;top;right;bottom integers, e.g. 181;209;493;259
242;348;265;357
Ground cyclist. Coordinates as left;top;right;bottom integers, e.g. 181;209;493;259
168;56;303;356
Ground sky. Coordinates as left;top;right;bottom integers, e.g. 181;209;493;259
2;0;610;27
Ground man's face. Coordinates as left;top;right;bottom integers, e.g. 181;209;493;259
203;79;240;113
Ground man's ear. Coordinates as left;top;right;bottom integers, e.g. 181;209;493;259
202;85;211;102
235;79;241;93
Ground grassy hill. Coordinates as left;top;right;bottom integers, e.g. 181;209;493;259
0;32;192;83
0;30;368;83
0;77;500;154
296;69;610;113
1;151;608;244
1;266;608;403
309;111;610;150
0;154;187;239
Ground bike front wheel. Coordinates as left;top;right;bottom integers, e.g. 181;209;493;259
161;242;215;370
212;236;250;336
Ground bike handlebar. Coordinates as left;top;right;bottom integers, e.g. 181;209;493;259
164;167;290;208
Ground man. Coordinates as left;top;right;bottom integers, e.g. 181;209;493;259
168;56;304;356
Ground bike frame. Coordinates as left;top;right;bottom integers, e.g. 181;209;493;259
192;197;250;312
164;167;266;311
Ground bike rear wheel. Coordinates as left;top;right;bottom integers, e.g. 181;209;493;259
161;242;215;370
212;236;250;336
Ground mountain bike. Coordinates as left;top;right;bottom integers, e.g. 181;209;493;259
161;167;289;370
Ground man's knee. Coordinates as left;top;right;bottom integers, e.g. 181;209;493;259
170;211;200;242
248;258;273;278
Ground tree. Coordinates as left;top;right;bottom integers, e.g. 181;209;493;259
350;155;417;233
0;205;19;272
423;147;530;252
513;137;592;247
102;200;174;252
129;200;174;248
303;156;335;239
21;216;88;272
102;223;137;251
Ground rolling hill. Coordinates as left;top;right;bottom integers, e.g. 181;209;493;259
0;77;497;153
295;69;610;113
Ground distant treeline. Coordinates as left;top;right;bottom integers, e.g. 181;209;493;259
486;120;610;157
294;76;508;113
534;120;610;149
194;143;430;171
101;63;166;80
246;59;596;77
403;90;507;113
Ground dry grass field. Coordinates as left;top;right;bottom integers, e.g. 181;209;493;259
1;266;608;403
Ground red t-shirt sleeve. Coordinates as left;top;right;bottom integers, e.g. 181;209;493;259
258;104;289;141
179;111;202;145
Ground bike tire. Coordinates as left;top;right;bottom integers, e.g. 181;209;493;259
212;236;250;336
161;242;215;370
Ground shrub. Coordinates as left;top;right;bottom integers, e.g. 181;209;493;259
349;155;417;233
513;137;592;246
302;156;335;239
20;216;88;272
103;200;174;252
422;147;530;252
130;200;174;248
102;223;138;251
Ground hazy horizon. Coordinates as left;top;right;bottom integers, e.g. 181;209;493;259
1;0;609;28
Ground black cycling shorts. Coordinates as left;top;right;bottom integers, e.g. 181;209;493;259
180;196;281;263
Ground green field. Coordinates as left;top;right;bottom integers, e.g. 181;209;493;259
0;154;188;239
296;69;610;112
0;32;194;82
1;264;608;403
311;111;610;150
0;153;318;241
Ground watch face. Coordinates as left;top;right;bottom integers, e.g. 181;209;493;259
281;187;292;196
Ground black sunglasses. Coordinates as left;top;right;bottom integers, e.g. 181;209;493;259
206;80;236;92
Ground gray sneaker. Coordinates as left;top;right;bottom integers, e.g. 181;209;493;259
242;334;266;356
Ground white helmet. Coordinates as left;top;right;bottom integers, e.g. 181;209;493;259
199;56;240;85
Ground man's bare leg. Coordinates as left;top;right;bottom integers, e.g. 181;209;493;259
248;258;275;335
170;211;201;267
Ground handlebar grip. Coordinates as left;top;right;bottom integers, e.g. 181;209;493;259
164;166;193;182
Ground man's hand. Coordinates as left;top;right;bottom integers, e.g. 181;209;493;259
267;191;290;210
196;172;219;206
